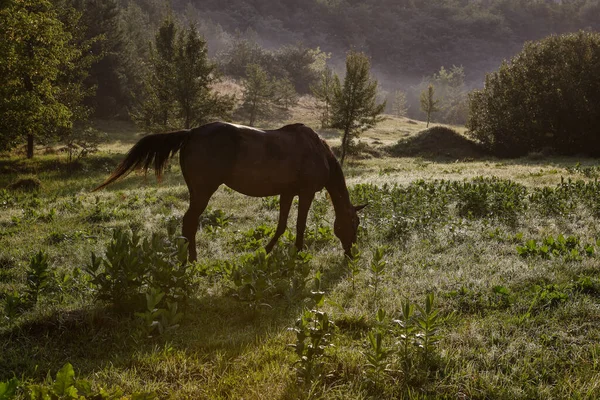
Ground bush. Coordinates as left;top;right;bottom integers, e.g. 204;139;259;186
467;31;600;157
85;226;194;313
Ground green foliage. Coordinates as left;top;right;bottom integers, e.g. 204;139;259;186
394;299;416;375
311;66;335;128
135;287;183;337
516;234;593;261
0;378;19;400
304;196;335;250
60;127;107;164
345;244;361;292
239;63;275;126
272;77;299;110
369;247;388;309
25;251;51;306
360;294;446;390
2;250;53;321
199;207;231;234
468;31;600;156
453;177;527;222
364;308;392;387
289;272;335;385
390;89;409;118
414;293;442;362
423;66;468;124
85;226;194;312
420;85;439;128
220;37;323;94
133;18;233;131
447;284;514;315
331;50;386;166
235;224;276;251
17;362;156;399
0;0;84;157
260;196;279;211
228;246;312;308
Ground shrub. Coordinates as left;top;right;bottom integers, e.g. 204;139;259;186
85;226;194;313
468;31;600;156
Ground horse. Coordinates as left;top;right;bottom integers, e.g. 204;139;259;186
94;122;366;261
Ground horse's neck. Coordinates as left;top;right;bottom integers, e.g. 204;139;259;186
325;157;352;214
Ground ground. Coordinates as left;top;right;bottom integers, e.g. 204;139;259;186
1;105;600;398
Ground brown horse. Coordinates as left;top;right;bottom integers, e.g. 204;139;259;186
94;122;365;261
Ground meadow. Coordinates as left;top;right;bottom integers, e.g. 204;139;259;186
1;113;600;399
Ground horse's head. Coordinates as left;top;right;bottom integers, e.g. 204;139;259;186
334;204;367;256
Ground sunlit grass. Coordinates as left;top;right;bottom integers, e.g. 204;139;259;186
1;118;600;398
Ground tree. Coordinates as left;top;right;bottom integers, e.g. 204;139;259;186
391;89;409;117
219;30;267;78
273;43;323;94
420;85;439;128
311;66;335;128
0;0;83;158
432;66;468;124
468;31;600;156
273;77;299;110
239;64;274;126
173;24;234;128
71;0;131;118
133;18;234;131
330;51;385;167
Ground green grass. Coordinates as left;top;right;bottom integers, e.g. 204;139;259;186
2;119;600;398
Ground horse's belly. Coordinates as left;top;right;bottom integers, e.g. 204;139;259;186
224;169;324;197
225;177;298;197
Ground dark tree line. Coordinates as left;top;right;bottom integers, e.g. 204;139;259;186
3;0;600;157
174;0;600;83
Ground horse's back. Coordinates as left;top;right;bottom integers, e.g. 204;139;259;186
180;122;331;196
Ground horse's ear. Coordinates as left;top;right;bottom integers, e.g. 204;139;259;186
354;204;367;212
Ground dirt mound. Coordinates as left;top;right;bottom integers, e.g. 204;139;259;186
8;176;42;191
331;141;384;160
385;126;485;159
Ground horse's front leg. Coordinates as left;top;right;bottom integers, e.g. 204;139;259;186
265;193;293;253
295;192;315;251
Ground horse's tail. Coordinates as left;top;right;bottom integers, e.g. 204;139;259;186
93;130;191;191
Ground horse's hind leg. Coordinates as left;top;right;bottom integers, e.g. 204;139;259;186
265;193;293;253
182;188;216;262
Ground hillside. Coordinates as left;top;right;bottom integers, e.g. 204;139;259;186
176;0;600;86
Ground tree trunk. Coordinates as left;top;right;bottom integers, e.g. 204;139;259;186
340;127;350;167
249;100;256;126
27;134;34;158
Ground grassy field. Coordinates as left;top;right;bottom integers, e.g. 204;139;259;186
2;114;600;399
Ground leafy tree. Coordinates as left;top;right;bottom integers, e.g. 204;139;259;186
133;18;234;131
0;0;84;158
173;24;234;128
70;0;133;118
331;51;385;167
432;66;468;124
391;89;409;118
219;30;267;78
239;63;274;126
468;31;600;156
311;66;335;128
273;43;323;94
420;84;439;128
273;77;299;110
